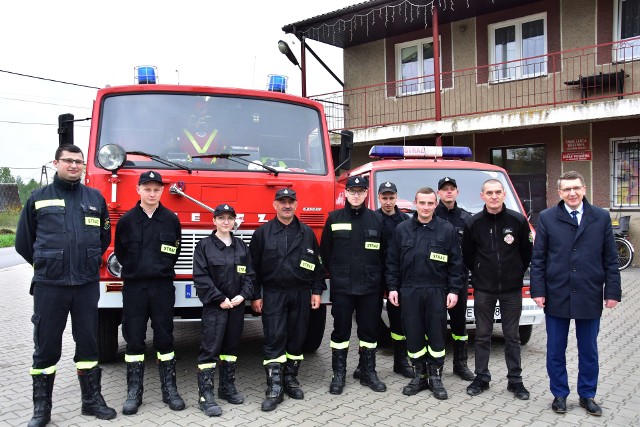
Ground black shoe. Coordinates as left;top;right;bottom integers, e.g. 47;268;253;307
579;397;602;416
507;382;530;400
551;397;567;414
466;377;489;396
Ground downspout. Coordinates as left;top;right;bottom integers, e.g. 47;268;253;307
301;35;307;98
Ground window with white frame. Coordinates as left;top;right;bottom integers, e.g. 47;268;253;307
616;0;640;62
611;137;640;207
395;37;440;96
488;13;547;82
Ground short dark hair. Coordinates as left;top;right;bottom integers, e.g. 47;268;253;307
55;144;83;160
557;171;585;189
415;187;436;199
481;179;503;192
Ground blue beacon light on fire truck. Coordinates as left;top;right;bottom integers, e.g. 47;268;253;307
369;145;472;159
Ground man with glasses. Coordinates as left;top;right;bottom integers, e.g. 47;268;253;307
16;144;117;426
531;171;621;416
250;188;325;411
462;179;533;401
321;176;387;395
114;170;185;415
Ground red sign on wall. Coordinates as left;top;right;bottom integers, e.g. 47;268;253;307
562;150;592;162
563;137;589;151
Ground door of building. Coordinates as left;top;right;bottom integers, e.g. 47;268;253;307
490;145;546;227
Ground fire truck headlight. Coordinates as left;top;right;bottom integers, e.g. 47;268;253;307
98;144;126;171
106;253;122;277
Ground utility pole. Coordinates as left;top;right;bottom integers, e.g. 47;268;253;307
39;165;48;187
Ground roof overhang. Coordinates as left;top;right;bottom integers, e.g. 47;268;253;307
283;0;541;49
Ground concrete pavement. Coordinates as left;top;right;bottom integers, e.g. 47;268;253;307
0;262;639;426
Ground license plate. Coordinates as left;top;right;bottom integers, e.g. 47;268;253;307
185;284;198;299
466;306;501;320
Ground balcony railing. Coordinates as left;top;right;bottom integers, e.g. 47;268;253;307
312;37;640;132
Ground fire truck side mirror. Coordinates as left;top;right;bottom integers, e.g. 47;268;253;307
58;113;75;146
337;130;353;171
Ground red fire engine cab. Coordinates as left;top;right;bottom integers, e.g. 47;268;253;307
59;69;351;362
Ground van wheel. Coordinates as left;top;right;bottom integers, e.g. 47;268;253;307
97;309;121;363
302;305;326;353
519;325;533;345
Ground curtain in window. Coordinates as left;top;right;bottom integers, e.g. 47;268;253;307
422;42;435;91
621;0;640;39
401;46;419;93
522;19;545;76
494;26;516;79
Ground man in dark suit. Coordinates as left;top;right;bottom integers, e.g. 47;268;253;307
530;170;621;416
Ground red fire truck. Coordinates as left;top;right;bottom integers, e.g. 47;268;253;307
59;73;351;362
336;145;544;345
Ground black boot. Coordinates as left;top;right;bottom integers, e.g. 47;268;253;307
329;349;348;395
359;348;387;392
427;364;448;400
452;340;474;381
197;368;222;417
352;348;363;379
77;367;117;420
393;340;414;378
218;361;244;404
158;359;186;411
402;360;428;396
28;373;55;427
261;363;284;411
122;362;144;415
283;359;304;399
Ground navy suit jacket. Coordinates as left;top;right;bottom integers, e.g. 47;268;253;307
530;199;621;319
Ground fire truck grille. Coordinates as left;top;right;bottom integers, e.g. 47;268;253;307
175;229;254;274
299;213;326;227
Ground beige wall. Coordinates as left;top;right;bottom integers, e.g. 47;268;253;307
344;39;385;91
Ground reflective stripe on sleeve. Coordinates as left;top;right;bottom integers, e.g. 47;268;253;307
157;351;175;361
263;355;287;365
76;361;98;370
220;355;237;362
125;354;145;363
330;340;349;350
30;366;56;375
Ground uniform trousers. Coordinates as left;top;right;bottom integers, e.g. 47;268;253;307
448;286;469;339
198;304;244;364
330;292;381;346
474;289;522;384
122;280;175;355
262;288;311;360
400;287;447;365
32;282;99;368
545;314;600;399
387;297;404;339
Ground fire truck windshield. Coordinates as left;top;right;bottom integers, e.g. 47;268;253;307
374;169;523;214
97;93;327;175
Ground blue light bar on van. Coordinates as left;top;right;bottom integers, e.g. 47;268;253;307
369;145;472;159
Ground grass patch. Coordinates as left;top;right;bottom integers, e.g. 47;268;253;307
0;210;19;231
0;234;15;248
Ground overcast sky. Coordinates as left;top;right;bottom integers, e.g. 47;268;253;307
0;0;357;182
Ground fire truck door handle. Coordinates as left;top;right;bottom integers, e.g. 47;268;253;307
265;181;293;187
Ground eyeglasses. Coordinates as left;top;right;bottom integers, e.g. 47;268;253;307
560;186;584;194
346;189;367;196
58;158;85;166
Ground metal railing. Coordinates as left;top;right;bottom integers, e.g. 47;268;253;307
312;37;640;132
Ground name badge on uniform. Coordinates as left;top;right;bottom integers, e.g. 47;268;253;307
237;265;246;274
85;217;100;227
365;242;380;250
161;244;177;254
430;252;448;262
300;260;315;271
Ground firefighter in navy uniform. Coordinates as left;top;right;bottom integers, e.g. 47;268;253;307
250;188;325;411
114;171;185;415
434;177;474;381
321;176;387;395
353;181;412;380
15;144;117;427
193;204;255;417
387;187;465;400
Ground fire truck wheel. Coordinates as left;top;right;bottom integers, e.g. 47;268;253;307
519;325;533;345
97;309;122;363
302;305;326;353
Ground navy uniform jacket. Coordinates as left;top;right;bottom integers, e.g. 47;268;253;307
193;233;255;306
114;201;181;282
321;202;386;296
249;216;325;298
386;215;465;294
530;199;621;319
15;173;110;291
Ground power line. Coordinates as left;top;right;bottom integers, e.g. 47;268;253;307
0;95;91;110
0;119;90;127
0;69;100;90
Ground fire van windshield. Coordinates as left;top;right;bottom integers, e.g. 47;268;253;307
97;93;327;175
